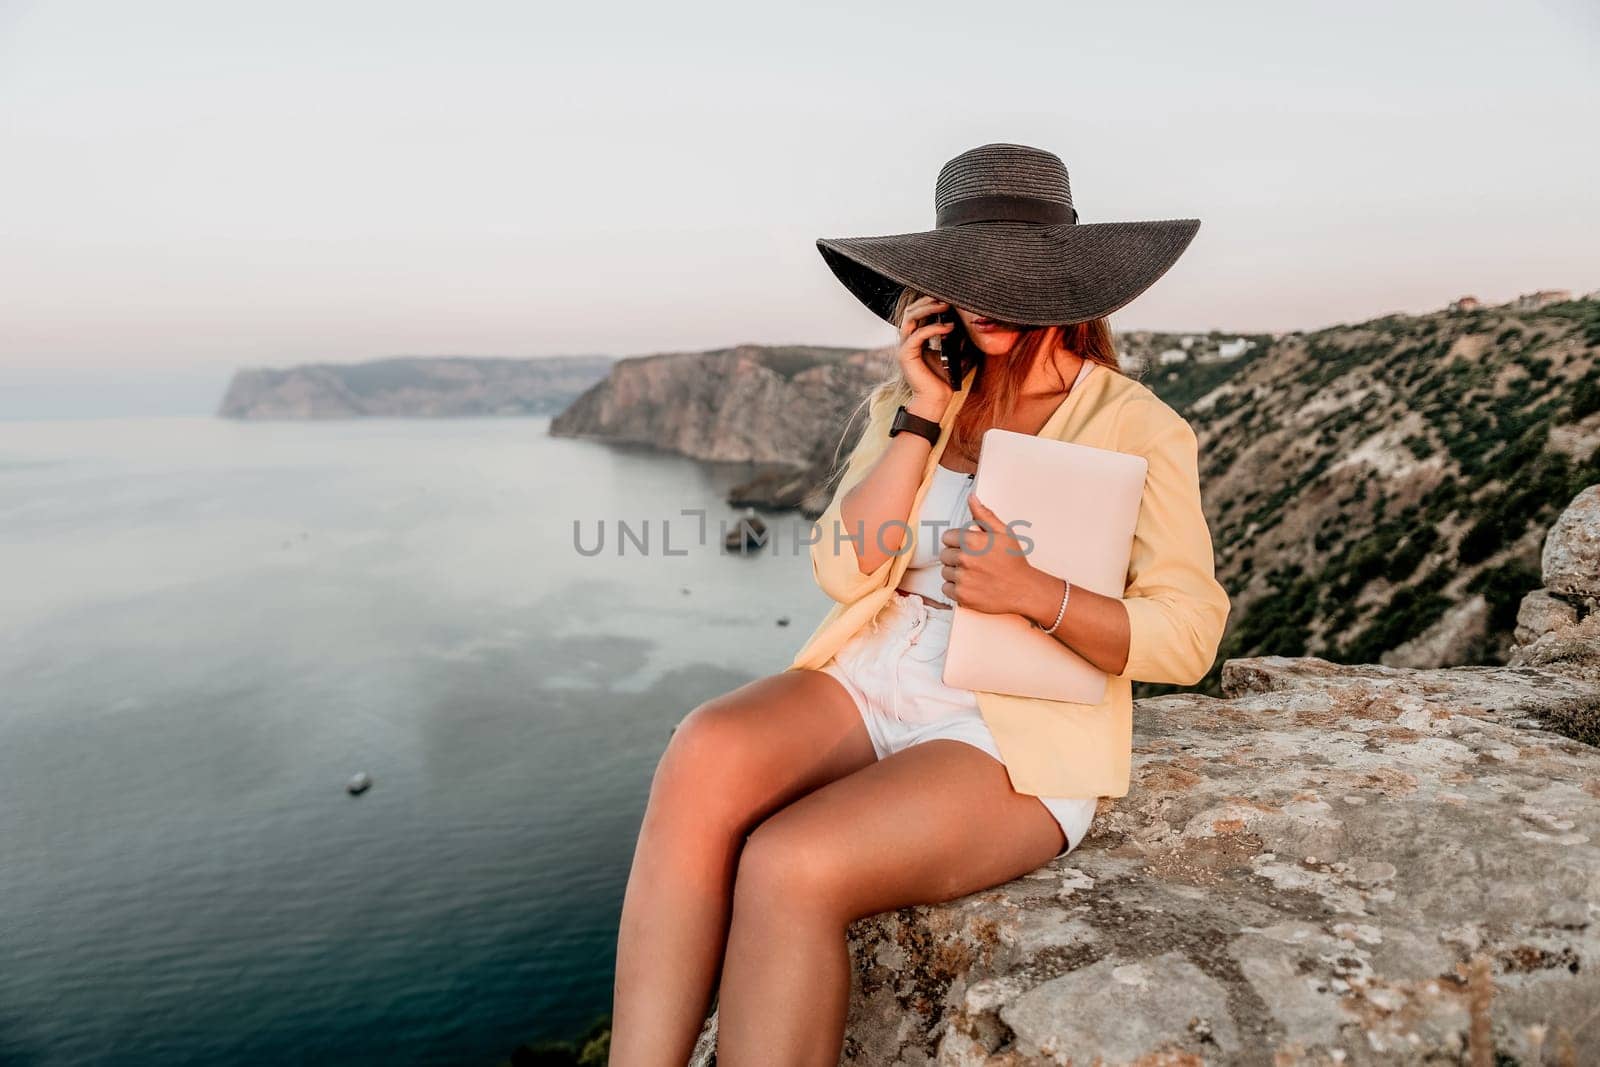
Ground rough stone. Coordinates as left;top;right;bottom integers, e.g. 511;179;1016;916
1508;612;1600;694
1542;484;1600;599
1514;587;1580;647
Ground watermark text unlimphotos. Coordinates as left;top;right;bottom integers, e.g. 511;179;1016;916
571;509;1035;557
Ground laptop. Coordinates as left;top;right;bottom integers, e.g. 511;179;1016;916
942;427;1148;704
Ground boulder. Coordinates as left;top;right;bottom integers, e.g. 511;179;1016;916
1514;588;1580;647
1542;484;1600;601
1511;485;1600;680
1509;612;1600;690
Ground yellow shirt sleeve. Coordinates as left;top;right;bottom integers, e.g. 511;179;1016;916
1112;412;1232;686
808;388;901;603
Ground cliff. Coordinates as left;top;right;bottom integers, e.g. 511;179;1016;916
685;482;1600;1066
217;355;616;418
549;343;896;514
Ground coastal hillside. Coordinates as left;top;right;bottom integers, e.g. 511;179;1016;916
218;355;616;418
1169;298;1599;677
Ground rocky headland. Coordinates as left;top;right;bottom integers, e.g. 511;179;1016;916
218;354;616;418
549;343;896;515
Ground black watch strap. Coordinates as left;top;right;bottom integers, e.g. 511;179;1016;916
888;404;942;446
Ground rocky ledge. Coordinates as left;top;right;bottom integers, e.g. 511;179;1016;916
688;485;1600;1065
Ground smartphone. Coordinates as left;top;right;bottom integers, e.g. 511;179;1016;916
931;309;981;390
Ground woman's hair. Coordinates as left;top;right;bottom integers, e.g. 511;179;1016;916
824;286;1122;484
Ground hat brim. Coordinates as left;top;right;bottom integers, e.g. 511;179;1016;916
815;218;1200;327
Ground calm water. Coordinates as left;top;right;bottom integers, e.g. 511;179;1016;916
0;416;830;1066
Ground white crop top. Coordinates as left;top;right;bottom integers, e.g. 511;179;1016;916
895;464;976;605
895;358;1096;606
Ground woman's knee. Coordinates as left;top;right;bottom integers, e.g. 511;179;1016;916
661;694;746;775
649;693;763;817
732;813;854;922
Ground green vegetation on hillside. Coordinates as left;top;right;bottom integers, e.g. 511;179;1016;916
1143;297;1599;691
1138;332;1275;413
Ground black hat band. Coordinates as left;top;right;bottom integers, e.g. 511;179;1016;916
936;193;1078;228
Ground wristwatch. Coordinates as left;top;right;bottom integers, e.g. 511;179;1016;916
888;404;942;447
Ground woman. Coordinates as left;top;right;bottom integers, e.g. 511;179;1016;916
611;143;1231;1066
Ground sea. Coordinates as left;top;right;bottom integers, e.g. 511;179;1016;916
0;415;832;1066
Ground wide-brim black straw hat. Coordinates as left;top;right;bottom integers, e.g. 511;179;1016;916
816;142;1200;327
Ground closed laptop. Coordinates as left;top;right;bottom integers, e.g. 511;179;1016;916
943;427;1148;703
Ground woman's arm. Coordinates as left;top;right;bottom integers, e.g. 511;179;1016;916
1016;566;1135;677
1100;416;1231;685
809;295;956;602
838;392;950;573
807;388;947;603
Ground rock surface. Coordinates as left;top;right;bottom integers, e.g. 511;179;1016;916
1509;484;1600;690
1540;484;1600;601
550;344;890;465
1514;588;1580;648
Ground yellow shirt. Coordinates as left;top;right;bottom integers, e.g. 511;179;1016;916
785;360;1231;799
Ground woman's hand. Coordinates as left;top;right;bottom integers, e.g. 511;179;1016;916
939;493;1066;623
898;295;955;421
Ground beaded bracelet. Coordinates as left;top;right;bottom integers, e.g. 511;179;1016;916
1036;577;1070;635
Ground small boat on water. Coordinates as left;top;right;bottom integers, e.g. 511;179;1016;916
346;772;373;796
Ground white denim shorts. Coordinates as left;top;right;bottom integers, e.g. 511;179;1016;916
819;589;1096;858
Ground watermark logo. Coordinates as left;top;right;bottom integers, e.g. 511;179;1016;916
571;508;1034;557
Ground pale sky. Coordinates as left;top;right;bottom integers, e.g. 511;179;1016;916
2;0;1597;405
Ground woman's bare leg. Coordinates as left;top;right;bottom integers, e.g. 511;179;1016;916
714;739;1067;1067
609;668;878;1067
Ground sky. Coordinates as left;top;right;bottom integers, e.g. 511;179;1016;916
1;0;1597;412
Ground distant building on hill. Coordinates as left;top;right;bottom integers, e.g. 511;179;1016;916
1158;348;1187;366
1448;295;1481;312
1191;338;1256;365
1512;289;1572;310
